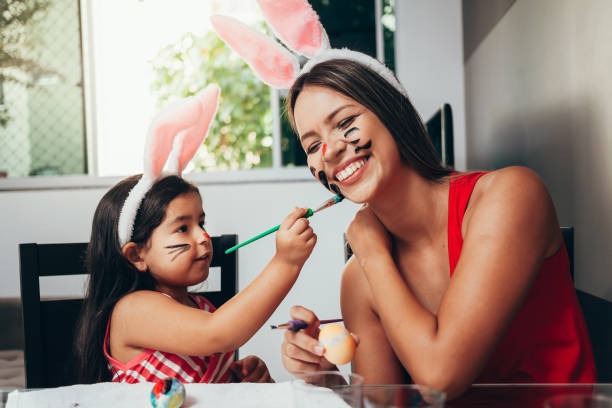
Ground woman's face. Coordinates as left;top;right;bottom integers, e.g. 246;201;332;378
294;85;403;203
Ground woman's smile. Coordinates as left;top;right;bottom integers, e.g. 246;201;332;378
334;155;370;184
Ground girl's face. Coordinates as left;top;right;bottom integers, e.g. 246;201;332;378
138;191;212;290
294;85;403;203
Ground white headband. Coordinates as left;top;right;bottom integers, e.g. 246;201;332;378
210;0;408;96
117;85;220;247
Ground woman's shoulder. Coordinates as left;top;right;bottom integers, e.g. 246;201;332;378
470;166;551;208
463;166;556;232
462;166;559;247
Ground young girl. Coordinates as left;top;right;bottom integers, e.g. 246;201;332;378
74;85;316;384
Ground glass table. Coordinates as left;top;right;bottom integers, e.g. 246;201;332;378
448;383;612;407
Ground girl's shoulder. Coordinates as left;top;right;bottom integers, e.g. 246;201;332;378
112;290;173;319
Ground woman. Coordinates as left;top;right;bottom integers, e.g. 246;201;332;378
208;1;595;398
279;59;596;399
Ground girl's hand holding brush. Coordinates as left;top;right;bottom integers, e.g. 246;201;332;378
275;207;317;270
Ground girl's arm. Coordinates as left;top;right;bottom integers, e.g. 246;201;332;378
346;166;562;399
111;207;316;358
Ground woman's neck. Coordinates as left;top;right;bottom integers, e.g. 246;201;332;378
369;168;450;248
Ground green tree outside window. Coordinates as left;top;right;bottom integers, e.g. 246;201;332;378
150;30;272;171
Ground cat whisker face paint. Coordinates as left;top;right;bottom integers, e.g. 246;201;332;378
344;127;359;139
165;243;191;262
354;140;372;154
342;127;372;155
316;170;344;197
313;166;340;194
330;184;342;195
317;170;330;190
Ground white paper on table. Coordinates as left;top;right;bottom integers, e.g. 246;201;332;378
6;381;352;408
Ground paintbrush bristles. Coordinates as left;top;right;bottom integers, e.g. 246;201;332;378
312;194;344;214
270;318;344;332
270;323;290;330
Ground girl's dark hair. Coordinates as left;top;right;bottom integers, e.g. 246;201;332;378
286;59;453;181
74;175;199;383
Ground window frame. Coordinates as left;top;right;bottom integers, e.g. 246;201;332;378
0;0;389;191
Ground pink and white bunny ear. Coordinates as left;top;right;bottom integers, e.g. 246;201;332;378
166;84;220;174
118;85;220;247
143;94;205;178
256;0;329;57
210;14;300;89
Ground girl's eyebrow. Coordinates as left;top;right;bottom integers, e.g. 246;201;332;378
168;215;192;224
168;212;205;225
299;104;357;142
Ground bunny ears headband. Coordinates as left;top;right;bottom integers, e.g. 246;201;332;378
210;0;408;96
117;85;220;247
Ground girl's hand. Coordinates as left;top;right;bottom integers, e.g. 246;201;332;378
282;306;350;375
275;207;317;268
231;355;274;383
346;204;392;266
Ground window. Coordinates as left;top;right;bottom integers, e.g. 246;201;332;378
0;0;86;178
0;0;395;181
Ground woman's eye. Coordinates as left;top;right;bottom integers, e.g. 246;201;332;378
307;142;321;155
199;221;206;229
177;225;187;233
338;115;356;129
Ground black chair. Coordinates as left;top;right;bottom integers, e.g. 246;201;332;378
561;227;612;382
425;103;454;167
561;226;574;282
19;234;238;388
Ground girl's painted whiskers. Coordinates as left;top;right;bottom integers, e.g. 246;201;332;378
165;243;191;261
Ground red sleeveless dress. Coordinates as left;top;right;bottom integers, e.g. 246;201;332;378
104;294;234;383
448;172;596;382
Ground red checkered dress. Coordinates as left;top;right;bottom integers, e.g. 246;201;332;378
103;294;235;383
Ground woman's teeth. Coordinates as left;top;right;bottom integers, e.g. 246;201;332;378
337;159;366;181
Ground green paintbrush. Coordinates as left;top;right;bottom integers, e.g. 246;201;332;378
225;194;344;254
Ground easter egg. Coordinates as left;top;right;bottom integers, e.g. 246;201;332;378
318;323;356;365
150;377;185;408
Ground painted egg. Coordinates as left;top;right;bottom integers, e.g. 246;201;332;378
318;323;356;365
150;377;185;408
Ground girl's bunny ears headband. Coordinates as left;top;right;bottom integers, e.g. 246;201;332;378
117;85;220;247
210;0;408;96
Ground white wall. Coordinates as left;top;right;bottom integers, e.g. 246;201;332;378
464;0;612;300
395;0;467;170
